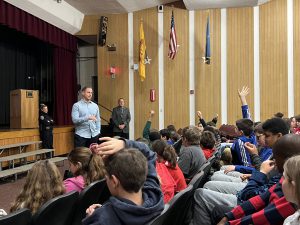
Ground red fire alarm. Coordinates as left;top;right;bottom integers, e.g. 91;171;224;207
150;89;156;102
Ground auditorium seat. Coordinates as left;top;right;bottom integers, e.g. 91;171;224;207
0;208;31;225
72;179;109;225
147;185;193;225
188;171;204;191
32;191;78;225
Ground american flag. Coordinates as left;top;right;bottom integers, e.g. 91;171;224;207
168;11;178;59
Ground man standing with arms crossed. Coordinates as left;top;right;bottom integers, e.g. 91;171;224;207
71;87;101;147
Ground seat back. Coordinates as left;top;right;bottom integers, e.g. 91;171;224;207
0;208;31;225
32;191;79;225
188;171;204;191
197;162;210;188
173;138;182;155
72;179;109;225
148;185;194;225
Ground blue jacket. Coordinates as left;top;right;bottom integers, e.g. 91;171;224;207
82;140;164;225
236;170;281;203
235;147;272;173
231;105;256;169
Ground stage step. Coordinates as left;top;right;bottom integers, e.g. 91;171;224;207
0;157;67;180
0;141;42;150
0;149;54;162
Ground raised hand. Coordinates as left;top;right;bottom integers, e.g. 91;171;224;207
238;86;250;106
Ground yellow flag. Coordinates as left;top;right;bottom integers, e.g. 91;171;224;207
139;20;146;81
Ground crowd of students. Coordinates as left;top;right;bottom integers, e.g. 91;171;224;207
2;85;300;225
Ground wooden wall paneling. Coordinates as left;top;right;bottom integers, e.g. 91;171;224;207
133;8;159;139
260;0;288;121
294;0;300;115
163;7;189;129
53;126;74;156
97;14;129;123
76;15;99;35
194;9;221;126
227;7;254;124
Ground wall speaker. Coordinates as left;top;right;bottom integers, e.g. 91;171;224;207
98;16;108;46
158;5;163;13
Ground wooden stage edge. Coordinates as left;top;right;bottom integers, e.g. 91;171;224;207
0;126;74;156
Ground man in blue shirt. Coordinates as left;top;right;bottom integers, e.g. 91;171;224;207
71;87;101;147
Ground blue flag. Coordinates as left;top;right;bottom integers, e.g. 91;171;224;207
204;16;211;64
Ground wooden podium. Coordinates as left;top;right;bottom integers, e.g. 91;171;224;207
10;89;39;129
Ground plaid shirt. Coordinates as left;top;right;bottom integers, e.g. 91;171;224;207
225;177;296;225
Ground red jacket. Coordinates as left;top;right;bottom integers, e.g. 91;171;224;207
164;161;187;192
156;162;176;203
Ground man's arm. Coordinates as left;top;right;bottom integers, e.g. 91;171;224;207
71;103;88;124
125;109;131;125
96;106;101;134
111;108;119;127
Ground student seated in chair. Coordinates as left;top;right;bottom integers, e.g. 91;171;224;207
64;147;106;193
82;137;164;225
10;160;65;214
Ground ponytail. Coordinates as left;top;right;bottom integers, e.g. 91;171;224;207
162;146;177;169
68;147;106;187
86;154;106;186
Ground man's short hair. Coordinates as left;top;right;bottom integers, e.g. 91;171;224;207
160;129;170;140
81;86;92;92
149;130;161;142
262;117;289;135
236;118;254;136
105;148;147;193
183;126;201;145
200;131;216;149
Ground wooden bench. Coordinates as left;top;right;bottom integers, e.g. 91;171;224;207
0;141;42;155
0;149;55;170
0;157;67;180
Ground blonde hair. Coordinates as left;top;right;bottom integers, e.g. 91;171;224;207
283;155;300;206
68;147;106;186
10;160;65;214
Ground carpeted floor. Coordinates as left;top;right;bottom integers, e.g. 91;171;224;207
0;160;68;213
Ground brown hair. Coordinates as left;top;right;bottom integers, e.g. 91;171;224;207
283;155;300;206
152;140;177;169
105;148;147;193
182;126;201;145
68;147;106;186
10;160;65;214
200;131;216;149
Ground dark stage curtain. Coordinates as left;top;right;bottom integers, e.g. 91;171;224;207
53;48;77;125
0;0;76;52
0;0;77;126
0;25;54;126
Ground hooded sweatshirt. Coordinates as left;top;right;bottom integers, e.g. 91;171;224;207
82;140;164;225
64;175;85;193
